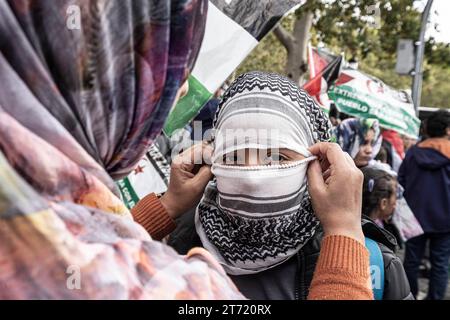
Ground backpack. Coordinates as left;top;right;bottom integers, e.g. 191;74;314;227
365;237;385;300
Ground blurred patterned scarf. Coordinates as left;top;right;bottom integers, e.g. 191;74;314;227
333;118;382;159
195;72;331;275
0;0;244;299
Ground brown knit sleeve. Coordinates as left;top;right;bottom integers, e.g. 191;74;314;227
308;235;374;300
131;193;176;241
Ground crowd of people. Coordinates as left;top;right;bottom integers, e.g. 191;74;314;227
0;0;449;300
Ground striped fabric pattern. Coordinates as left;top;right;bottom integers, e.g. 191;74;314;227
196;72;331;275
197;181;317;272
215;72;331;141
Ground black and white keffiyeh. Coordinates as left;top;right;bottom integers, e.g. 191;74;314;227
195;71;331;275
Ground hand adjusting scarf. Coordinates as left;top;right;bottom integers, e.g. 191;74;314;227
195;71;331;275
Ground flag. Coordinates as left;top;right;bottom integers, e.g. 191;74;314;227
304;47;419;138
117;143;171;209
163;0;306;137
329;68;420;138
303;46;342;109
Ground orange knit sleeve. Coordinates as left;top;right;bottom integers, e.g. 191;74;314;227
131;193;176;241
308;235;374;300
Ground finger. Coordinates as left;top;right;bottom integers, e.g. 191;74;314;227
342;152;360;171
172;163;195;178
191;165;213;188
344;152;356;167
307;160;326;197
173;142;212;168
308;142;334;156
202;142;214;165
323;168;332;181
183;144;202;165
320;156;330;172
179;165;196;177
186;143;213;165
309;142;347;168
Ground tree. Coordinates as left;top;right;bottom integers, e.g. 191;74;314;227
273;11;313;85
273;0;389;85
270;1;429;80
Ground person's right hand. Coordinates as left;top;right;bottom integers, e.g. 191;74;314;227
307;142;365;244
160;142;213;220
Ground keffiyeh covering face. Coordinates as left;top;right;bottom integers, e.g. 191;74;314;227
195;72;331;275
334;118;382;159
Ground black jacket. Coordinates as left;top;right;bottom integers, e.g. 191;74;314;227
398;144;450;233
168;210;413;300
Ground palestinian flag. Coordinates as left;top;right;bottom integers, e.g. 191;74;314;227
163;0;306;136
303;46;342;110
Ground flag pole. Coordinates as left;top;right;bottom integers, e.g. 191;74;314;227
412;0;434;116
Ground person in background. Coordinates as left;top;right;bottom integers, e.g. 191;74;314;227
359;166;412;298
375;145;388;164
362;167;398;227
328;103;341;127
338;111;353;122
402;134;418;155
361;166;404;248
381;129;404;172
190;87;224;141
399;109;450;300
333;118;382;168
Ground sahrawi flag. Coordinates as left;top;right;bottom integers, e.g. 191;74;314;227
329;68;420;138
118;0;306;209
303;46;343;111
163;0;306;136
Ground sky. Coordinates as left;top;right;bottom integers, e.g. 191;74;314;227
415;0;450;44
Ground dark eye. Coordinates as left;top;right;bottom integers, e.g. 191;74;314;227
223;153;242;165
262;153;288;165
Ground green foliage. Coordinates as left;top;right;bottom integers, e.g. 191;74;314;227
235;32;287;76
236;0;449;108
426;40;450;66
421;62;450;108
235;16;295;76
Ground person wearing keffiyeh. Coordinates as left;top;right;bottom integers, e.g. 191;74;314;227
168;71;360;299
196;71;331;276
168;72;414;300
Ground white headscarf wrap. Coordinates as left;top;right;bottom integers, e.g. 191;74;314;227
195;72;331;275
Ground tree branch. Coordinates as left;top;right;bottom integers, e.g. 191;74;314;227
273;24;295;51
